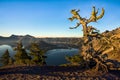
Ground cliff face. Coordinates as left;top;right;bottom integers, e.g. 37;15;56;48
0;35;38;47
80;27;120;62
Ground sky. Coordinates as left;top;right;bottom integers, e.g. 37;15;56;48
0;0;120;37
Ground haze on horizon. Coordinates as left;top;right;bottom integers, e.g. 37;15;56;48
0;0;120;37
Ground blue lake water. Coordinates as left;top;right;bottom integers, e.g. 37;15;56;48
0;45;15;57
0;45;79;66
45;48;79;65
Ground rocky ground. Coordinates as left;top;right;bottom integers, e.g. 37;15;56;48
0;65;120;80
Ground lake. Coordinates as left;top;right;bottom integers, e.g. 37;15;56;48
0;45;79;66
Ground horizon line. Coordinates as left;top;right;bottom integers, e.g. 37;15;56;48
0;34;82;38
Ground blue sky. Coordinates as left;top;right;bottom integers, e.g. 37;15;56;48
0;0;120;37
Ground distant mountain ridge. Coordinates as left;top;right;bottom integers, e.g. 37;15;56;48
0;34;80;50
0;27;119;51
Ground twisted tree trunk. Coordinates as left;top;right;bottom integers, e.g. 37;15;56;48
93;57;108;72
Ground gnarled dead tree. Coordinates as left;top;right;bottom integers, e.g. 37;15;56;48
69;6;104;38
69;6;109;72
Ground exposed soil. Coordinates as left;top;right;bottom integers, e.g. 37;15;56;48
0;65;120;80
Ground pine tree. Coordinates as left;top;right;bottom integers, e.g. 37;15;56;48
30;42;47;65
0;49;10;66
8;57;14;65
14;42;31;64
66;55;84;66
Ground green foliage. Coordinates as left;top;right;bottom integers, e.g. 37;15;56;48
14;42;31;64
30;43;47;65
0;49;10;66
66;54;84;65
8;57;14;65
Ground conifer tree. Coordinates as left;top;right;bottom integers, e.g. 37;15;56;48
30;43;47;65
0;49;10;66
14;42;31;64
8;57;14;65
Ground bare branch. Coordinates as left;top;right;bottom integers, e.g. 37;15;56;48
69;23;81;29
96;8;105;20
